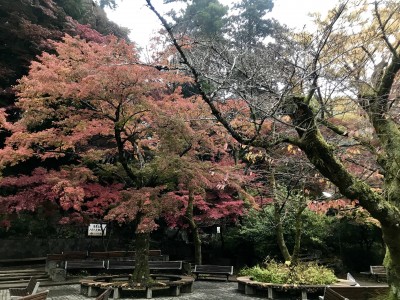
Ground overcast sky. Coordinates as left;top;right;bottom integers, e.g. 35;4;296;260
105;0;340;49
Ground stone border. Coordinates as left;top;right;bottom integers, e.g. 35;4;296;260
237;276;326;300
80;274;194;299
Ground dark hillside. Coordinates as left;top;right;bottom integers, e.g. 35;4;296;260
0;0;128;101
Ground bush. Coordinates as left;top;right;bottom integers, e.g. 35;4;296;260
239;260;337;285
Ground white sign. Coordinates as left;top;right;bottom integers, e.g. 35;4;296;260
88;224;107;236
216;226;221;234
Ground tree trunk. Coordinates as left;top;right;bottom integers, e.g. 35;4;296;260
187;188;202;265
274;200;291;262
270;172;291;262
291;98;400;298
382;226;400;299
131;232;150;285
291;205;306;264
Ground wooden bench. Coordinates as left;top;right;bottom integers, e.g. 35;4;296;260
370;265;387;282
107;260;135;270
193;265;233;281
65;260;105;271
320;287;346;300
46;254;65;261
320;286;389;300
18;290;49;300
88;250;161;259
96;288;112;300
9;277;40;298
106;260;183;273
63;251;88;260
0;257;46;267
149;261;182;272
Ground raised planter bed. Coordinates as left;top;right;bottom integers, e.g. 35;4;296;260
80;274;194;299
237;276;356;300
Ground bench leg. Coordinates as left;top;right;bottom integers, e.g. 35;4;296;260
244;285;255;295
146;288;152;299
268;287;275;299
181;283;193;293
113;288;120;299
88;286;98;297
170;286;180;296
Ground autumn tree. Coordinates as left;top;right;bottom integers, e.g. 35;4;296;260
147;0;400;297
0;167;122;234
0;0;128;95
144;93;247;265
0;34;190;284
160;156;245;265
242;137;329;264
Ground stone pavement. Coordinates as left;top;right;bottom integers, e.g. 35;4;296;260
0;276;388;300
0;281;265;300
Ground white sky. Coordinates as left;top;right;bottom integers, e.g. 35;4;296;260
105;0;340;49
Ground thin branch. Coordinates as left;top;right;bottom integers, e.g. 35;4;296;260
146;0;257;146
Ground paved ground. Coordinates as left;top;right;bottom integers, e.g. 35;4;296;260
0;274;388;300
0;281;264;300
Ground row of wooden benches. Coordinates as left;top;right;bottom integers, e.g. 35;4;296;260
47;250;163;260
64;260;234;280
65;260;183;272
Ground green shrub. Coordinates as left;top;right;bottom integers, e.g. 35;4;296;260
239;260;337;285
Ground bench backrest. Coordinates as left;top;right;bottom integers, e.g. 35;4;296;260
370;265;387;274
107;260;135;270
324;287;347;300
46;254;65;261
9;277;40;297
89;252;110;259
19;290;49;300
149;261;182;270
106;260;182;270
194;265;233;275
26;277;40;295
329;286;389;300
148;250;162;256
107;251;134;258
65;260;105;269
62;251;88;259
96;288;112;300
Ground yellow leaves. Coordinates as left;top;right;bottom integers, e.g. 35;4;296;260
286;144;301;155
347;148;361;155
287;145;296;155
244;149;264;164
281;115;291;123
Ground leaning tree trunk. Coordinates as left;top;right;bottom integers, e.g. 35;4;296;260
291;95;400;299
382;226;400;299
187;188;202;265
131;231;150;285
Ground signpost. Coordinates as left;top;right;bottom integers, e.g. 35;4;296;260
88;223;107;237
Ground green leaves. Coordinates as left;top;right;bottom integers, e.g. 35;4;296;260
240;260;337;285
